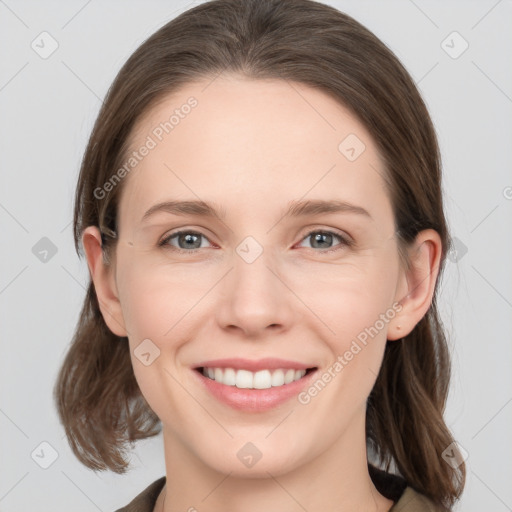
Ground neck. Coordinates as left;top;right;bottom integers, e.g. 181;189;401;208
159;411;394;512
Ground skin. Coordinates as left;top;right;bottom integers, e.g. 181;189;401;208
83;74;441;512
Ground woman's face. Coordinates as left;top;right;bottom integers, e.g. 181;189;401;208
93;75;412;476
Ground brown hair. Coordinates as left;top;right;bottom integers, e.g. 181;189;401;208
54;0;465;508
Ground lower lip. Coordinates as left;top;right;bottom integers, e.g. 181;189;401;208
192;368;318;412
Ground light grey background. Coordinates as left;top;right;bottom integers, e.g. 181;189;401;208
1;0;511;510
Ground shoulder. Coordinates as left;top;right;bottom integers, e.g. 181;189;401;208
390;486;443;512
368;464;443;512
114;476;166;512
113;473;442;512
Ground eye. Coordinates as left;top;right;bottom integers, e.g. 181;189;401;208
158;228;352;254
158;230;214;252
296;229;352;253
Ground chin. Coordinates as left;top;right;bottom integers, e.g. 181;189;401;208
199;442;304;478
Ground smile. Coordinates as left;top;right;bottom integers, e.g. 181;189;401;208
192;358;319;411
199;367;315;389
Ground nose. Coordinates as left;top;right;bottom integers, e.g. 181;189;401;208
215;246;295;339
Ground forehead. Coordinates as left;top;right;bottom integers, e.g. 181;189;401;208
118;74;391;230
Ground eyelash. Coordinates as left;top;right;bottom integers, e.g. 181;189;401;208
158;228;353;255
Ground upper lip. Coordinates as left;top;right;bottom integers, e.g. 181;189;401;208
193;358;317;372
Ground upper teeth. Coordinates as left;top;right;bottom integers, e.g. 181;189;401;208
202;367;307;389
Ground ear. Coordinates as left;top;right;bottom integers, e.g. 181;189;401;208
82;226;128;337
387;229;442;341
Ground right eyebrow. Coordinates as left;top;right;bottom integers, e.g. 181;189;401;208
141;200;227;223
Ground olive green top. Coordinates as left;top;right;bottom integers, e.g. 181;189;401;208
115;473;443;512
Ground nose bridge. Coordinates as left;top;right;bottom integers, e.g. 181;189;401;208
237;237;277;290
232;234;278;303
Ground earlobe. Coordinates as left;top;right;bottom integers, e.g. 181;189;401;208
82;226;128;337
388;229;442;341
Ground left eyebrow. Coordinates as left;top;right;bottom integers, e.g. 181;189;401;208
140;198;372;224
283;199;372;220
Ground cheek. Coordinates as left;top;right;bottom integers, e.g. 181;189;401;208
290;260;397;339
296;285;395;418
117;268;196;418
116;261;212;396
294;262;398;396
116;253;207;339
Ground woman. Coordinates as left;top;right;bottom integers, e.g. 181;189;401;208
54;0;466;510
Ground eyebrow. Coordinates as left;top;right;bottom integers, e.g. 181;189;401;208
141;198;372;223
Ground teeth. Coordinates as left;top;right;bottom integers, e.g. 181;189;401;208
201;367;308;389
223;368;236;386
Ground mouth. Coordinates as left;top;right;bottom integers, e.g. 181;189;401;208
191;361;319;411
195;366;317;389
